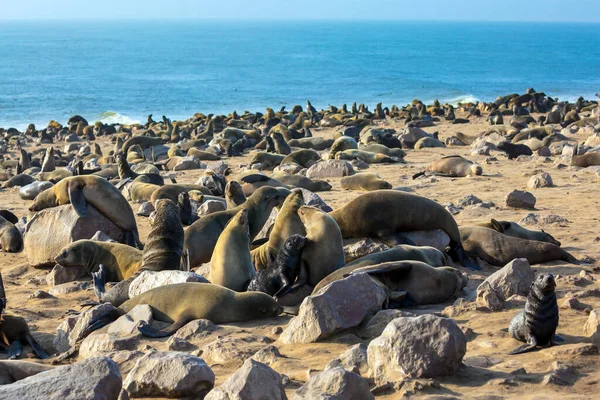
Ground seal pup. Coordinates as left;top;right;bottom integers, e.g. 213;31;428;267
330;191;479;270
224;181;246;208
341;173;392;191
210;209;256;292
28;175;143;249
0;216;22;253
270;131;291;155
459;226;577;266
412;155;482;179
247;234;308;297
497;142;533;160
0;273;48;359
508;274;562;354
121;283;283;338
94;198;184;306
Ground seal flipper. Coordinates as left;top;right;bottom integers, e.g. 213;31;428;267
449;245;480;271
126;231;144;250
8;340;23;359
137;317;189;338
93;264;107;300
553;334;565;343
68;181;88;218
508;343;538;355
25;334;49;359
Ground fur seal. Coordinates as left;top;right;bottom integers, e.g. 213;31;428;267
497;142;533;160
359;143;406;159
129;175;160;202
2;174;35;189
150;184;211;205
210;209;256;292
330;191;478;270
459;226;577;266
272;173;332;192
249;152;285;169
508;274;562;354
474;219;560;246
28;175;143;248
94;198;183;306
280;149;321;169
0;361;54;384
116;152;164;185
329;136;358;159
341;173;392;191
412;155;482;179
313;245;448;293
184;186;290;267
187;148;221;161
121;136;165;157
40;147;55;172
247;234;307;296
224;181;246;208
571;152;600;168
287;137;333;151
121;283;283;337
271;132;291;155
251;190;306;271
0;216;23;253
336;149;394;164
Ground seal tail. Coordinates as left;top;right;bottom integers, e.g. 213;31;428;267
449;244;481;271
25;334;49;359
137;317;188;338
562;251;580;265
412;171;426;180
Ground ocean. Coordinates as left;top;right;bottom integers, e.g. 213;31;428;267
0;20;598;129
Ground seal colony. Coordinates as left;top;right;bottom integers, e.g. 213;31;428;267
0;90;599;398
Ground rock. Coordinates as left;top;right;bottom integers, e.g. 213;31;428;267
446;136;465;146
306;160;354;179
251;345;282;365
541;343;598;358
53;315;79;353
476;259;533;302
0;356;122;400
357;309;414;339
24;204;127;268
457;194;482;207
173;156;206;171
48;281;89;296
136;202;154;216
367;315;466;382
124;352;214;398
90;230;119;243
28;290;55;299
325;343;369;376
280;273;386;344
476;282;504;311
206;161;229;175
293;367;373;400
46;264;89;286
131;163;160;175
55;303;120;353
206;359;286;400
297;188;333;212
519;213;539;226
143;145;169;161
560;297;590;311
108;304;153;336
537;146;551;157
527;172;553;188
105;350;145;375
343;239;389;264
128;270;208;298
172;319;220;341
542;362;576;386
583;309;600;347
79;333;140;359
505;190;536;209
398;230;451;252
167;337;196;351
541;214;569;226
197;200;227;217
463;355;502;368
203;335;272;365
443;202;462;215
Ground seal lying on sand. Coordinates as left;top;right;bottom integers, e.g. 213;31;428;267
473;219;561;246
412;155;482;179
508;274;562;354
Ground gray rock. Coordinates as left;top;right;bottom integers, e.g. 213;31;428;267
24;204;127;267
19;181;54;200
537;146;551;157
197;200;227;217
583;309;600;347
206;359;286;400
505;190;536;209
280;273;386;344
398;230;451;252
79;333;140;360
143;145;169;161
105;350;145;375
203;335;272;365
53;316;79;353
172;319;220;341
124;351;214;398
293;367;373;400
542;362;576;386
297;188;333;212
167;337;196;351
541;214;569;226
251;345;283;365
108;304;153;336
136;202;154;216
48;281;89;296
46;264;89;286
0;356;122;400
343;239;389;264
367;315;466;382
357;309;415;339
55;303;120;353
128;270;208;298
476;258;534;302
90;230;119;243
527;172;553;189
519;213;539;226
173;156;206;171
476;282;505;311
274;163;303;175
325;343;369;376
457;194;482;207
306;160;355;179
131;163;160;175
206;161;229;175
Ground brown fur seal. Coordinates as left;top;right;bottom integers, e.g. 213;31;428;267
0;216;23;253
0;361;54;384
313;245;448;294
129;175;160;202
272;173;332;192
571;152;600;167
288;137;334;151
36;169;73;183
40;147;55;172
329;136;359;159
271;131;292;155
28;175;143;248
184;186;290;267
330;190;479;270
210;209;256;291
474;219;560;246
94;198;184;306
224;181;246;208
121;136;165;157
231;172;289;197
249;152;285;169
116;152;164;185
121;282;282;337
335;149;394;164
413;155;482;179
2;174;35;189
359;143;406;158
150;184;211;205
187;148;221;160
251;190;306;271
280;149;321;168
459;226;578;266
55;240;142;282
341;173;392;191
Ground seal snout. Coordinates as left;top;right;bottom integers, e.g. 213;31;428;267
538;273;556;293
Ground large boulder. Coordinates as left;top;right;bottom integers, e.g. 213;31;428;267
205;359;286;400
0;356;122;400
505;190;536;209
123;351;214;398
293;367;373;400
78;333;141;360
367;315;466;382
24;204;127;267
325;343;369;376
128;270;208;298
306;160;354;179
527;172;553;189
54;303;120;353
476;258;534;302
280;273;386;344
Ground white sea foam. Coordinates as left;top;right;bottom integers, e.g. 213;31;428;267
443;95;481;106
97;111;141;126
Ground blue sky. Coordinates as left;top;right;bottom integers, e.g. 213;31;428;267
1;0;599;22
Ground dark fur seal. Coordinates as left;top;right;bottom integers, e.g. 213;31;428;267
116;152;164;185
0;216;23;253
508;274;562;354
475;219;560;246
497;142;533;160
247;234;308;297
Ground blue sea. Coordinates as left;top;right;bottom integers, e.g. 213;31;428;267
0;20;599;129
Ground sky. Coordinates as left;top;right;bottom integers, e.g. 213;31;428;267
0;0;599;22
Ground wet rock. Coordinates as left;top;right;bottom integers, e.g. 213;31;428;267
476;259;533;302
343;239;389;264
293;367;373;400
505;190;536;209
205;359;286;400
124;351;214;398
197;200;227;217
280;273;386;344
128;270;208;298
325;343;369;376
527;172;553;188
0;356;122;400
306;160;354;179
367;315;466;382
46;264;89;286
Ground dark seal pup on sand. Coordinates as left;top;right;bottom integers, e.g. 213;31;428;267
508;273;563;355
497;142;533;160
